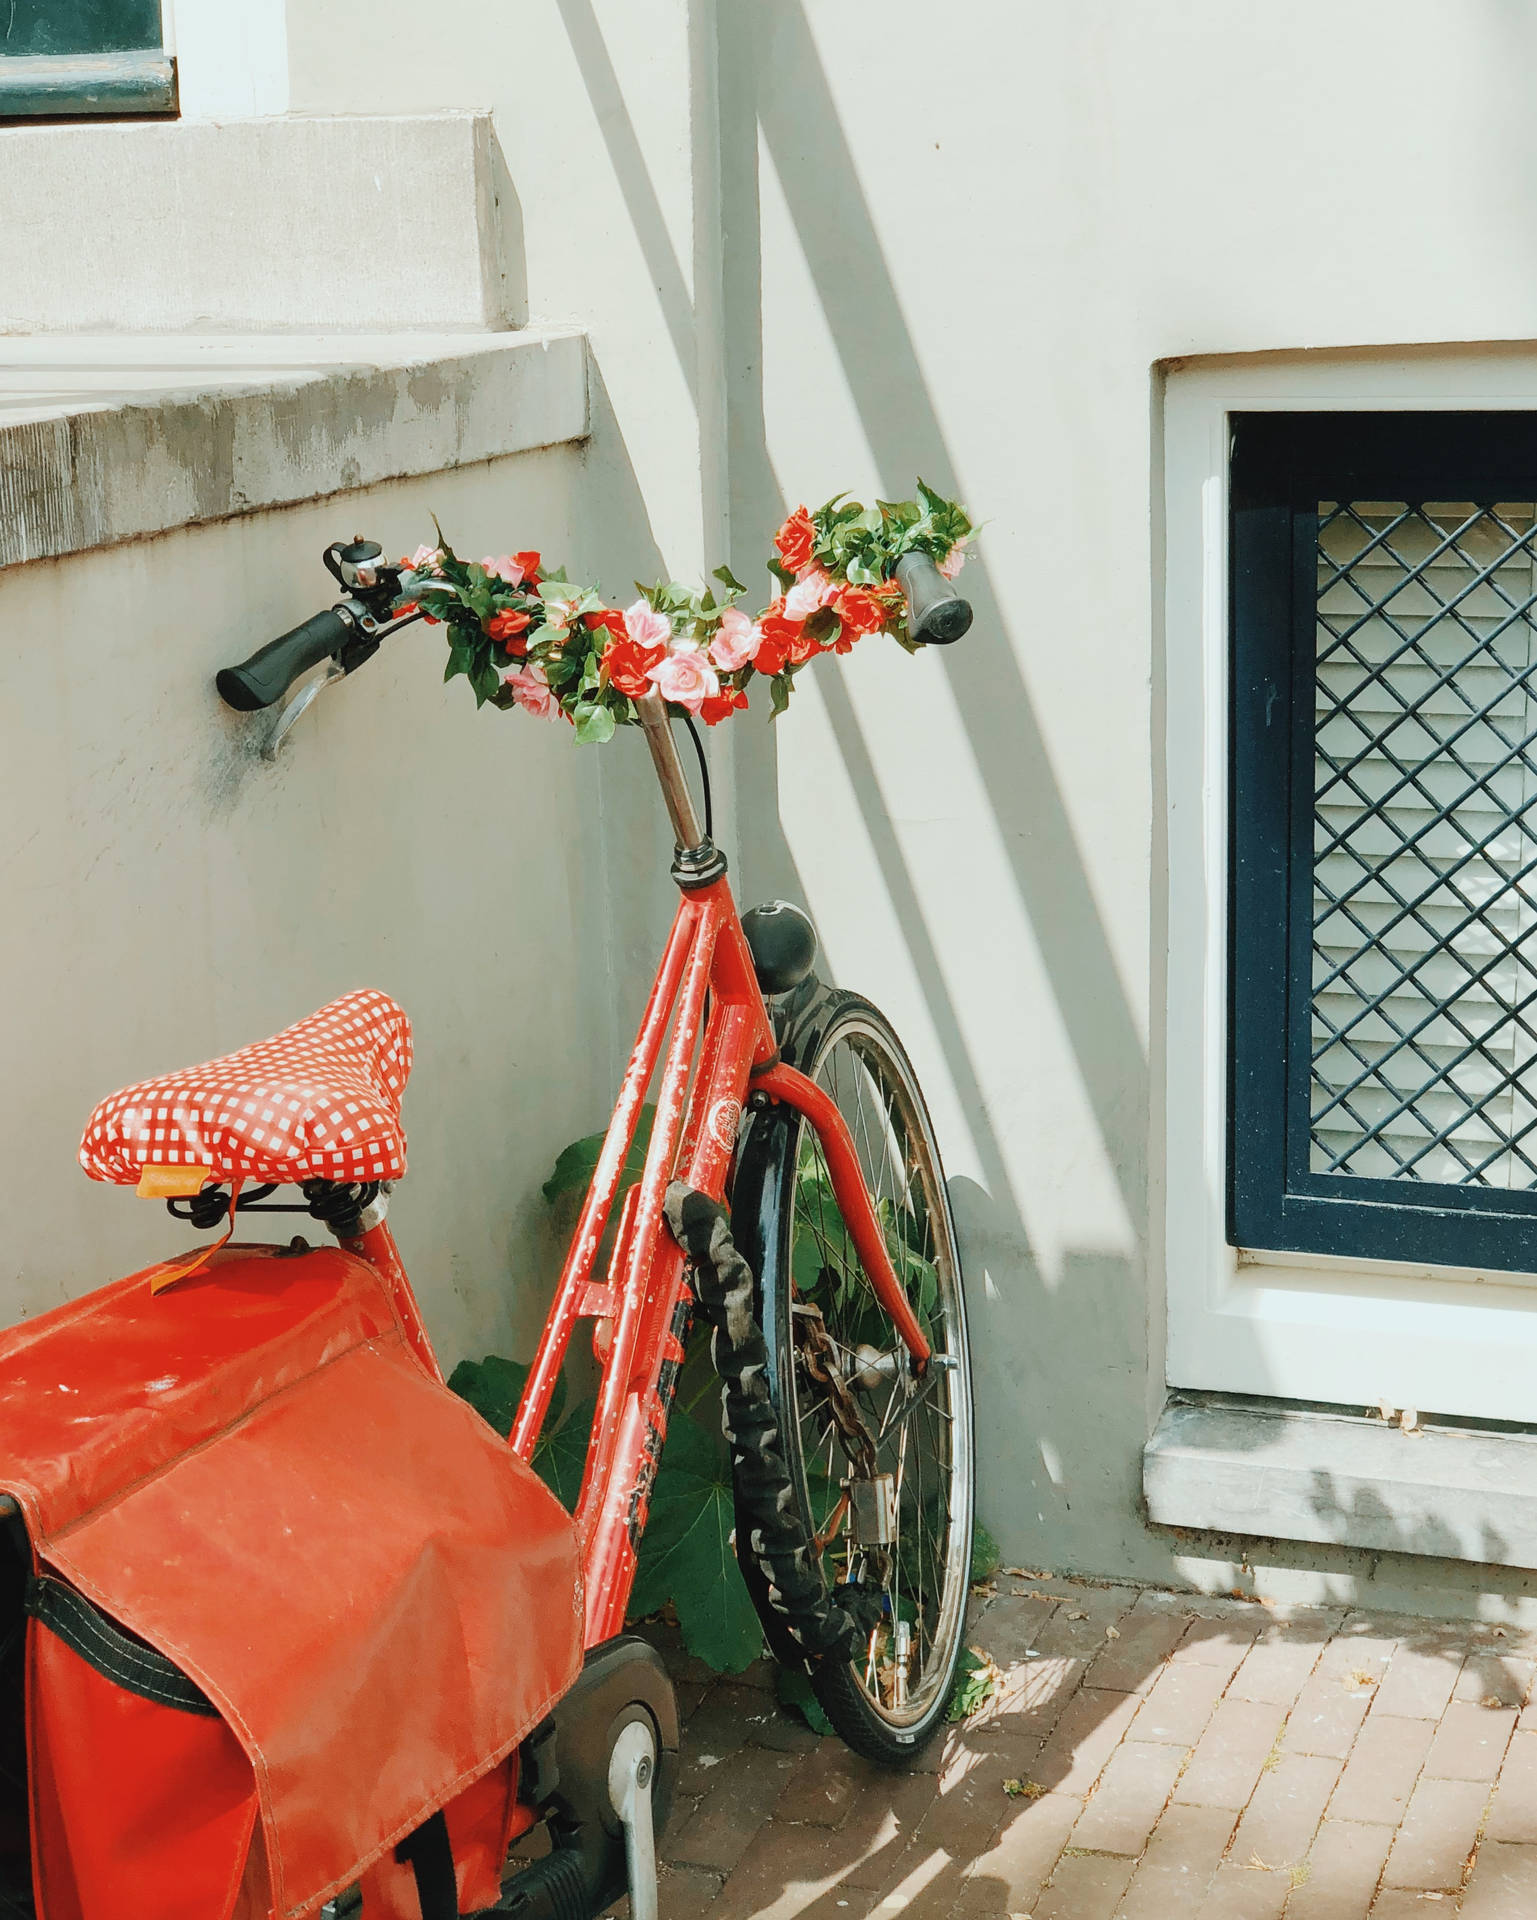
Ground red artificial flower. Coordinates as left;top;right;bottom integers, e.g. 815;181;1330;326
584;607;628;645
835;587;886;636
755;601;806;677
488;606;533;656
603;633;667;697
395;600;419;620
700;685;749;726
773;506;816;576
789;624;822;665
514;550;543;587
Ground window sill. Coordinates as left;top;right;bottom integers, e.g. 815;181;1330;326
0;51;176;118
1144;1393;1537;1570
0;328;588;570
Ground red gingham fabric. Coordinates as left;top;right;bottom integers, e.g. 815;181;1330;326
79;990;411;1189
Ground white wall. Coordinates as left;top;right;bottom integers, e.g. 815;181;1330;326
24;0;1537;1609
0;448;673;1370
711;0;1537;1610
282;0;725;584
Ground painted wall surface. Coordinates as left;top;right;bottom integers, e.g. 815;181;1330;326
19;0;1537;1619
706;2;1537;1616
0;447;674;1370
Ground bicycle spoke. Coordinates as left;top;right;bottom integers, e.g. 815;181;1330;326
774;1023;964;1725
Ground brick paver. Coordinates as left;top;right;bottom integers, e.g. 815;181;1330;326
1373;1638;1465;1721
1195;1860;1291;1918
1132;1658;1233;1746
1030;1849;1136;1919
1030;1684;1140;1794
1171;1696;1289;1810
1231;1629;1330;1707
1330;1714;1437;1827
1382;1775;1489;1890
1066;1737;1186;1854
1424;1700;1517;1782
1114;1801;1234;1916
617;1583;1537;1917
1485;1726;1537;1843
1456;1652;1536;1710
1230;1751;1342;1867
1463;1836;1537;1917
1286;1817;1395;1920
948;1794;1079;1916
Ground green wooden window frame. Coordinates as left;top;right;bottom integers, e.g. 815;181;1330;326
1;0;175;119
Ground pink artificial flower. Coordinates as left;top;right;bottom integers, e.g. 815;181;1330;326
709;605;762;671
939;539;969;581
502;661;561;721
784;567;838;618
624;598;673;650
481;554;526;587
406;544;442;573
647;643;719;715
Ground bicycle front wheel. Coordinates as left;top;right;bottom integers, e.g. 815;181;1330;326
732;990;974;1763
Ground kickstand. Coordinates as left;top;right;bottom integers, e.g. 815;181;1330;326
607;1720;658;1920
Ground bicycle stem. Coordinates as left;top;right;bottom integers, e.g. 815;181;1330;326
634;690;706;853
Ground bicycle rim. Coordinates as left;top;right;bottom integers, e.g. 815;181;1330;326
776;998;973;1742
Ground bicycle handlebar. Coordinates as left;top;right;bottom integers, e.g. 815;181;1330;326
216;536;973;718
894;551;972;645
216;607;358;712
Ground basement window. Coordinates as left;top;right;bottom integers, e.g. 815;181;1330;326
0;0;175;119
1230;410;1537;1272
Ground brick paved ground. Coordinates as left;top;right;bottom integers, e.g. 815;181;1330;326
596;1577;1537;1917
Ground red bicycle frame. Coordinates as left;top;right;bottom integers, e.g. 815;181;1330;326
492;694;932;1650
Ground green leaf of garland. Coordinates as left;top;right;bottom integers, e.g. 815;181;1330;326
574;702;617;745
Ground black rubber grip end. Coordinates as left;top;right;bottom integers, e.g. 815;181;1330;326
894;551;973;646
216;605;353;711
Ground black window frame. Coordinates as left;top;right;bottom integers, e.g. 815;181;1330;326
1229;409;1537;1273
0;0;174;121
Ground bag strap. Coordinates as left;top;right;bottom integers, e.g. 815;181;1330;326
395;1809;457;1920
27;1575;219;1718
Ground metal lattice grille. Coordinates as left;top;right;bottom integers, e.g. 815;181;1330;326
1311;500;1537;1187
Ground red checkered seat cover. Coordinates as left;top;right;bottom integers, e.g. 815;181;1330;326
79;990;412;1189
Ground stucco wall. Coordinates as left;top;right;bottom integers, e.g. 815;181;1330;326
18;0;1537;1616
0;445;674;1368
708;2;1537;1614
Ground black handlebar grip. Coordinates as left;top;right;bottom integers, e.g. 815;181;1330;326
215;606;355;712
894;551;973;646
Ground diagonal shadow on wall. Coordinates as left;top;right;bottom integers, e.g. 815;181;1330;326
720;3;1150;1227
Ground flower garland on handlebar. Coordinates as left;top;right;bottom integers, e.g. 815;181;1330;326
394;481;972;743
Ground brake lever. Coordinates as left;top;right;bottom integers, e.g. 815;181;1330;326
262;603;424;760
263;656;347;761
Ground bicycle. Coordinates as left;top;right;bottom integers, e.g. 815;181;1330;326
0;516;976;1920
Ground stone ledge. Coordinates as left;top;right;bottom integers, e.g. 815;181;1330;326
1144;1395;1537;1570
0;115;517;333
0;329;588;570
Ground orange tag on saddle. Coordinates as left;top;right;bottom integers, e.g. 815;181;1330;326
140;1173;240;1293
135;1166;214;1200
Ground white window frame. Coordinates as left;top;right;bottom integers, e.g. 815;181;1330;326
1164;348;1537;1424
163;0;288;119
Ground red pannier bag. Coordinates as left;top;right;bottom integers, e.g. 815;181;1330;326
27;1576;260;1920
0;1243;582;1919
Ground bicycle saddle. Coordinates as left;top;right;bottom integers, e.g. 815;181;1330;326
78;989;411;1190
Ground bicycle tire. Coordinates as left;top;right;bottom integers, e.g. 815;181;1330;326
731;988;974;1763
